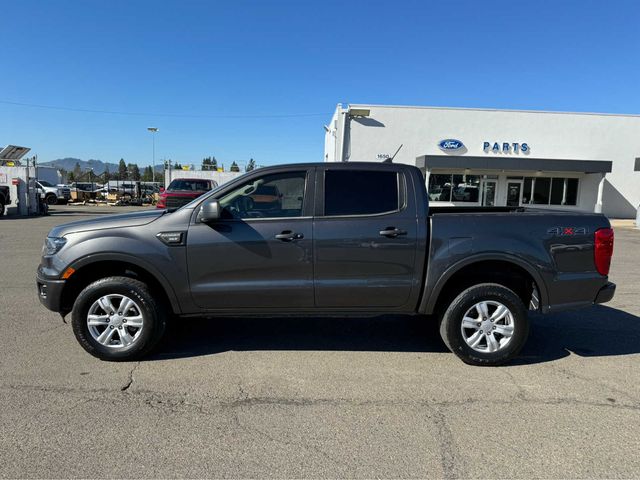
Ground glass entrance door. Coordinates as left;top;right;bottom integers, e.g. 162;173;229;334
481;180;497;206
506;181;523;207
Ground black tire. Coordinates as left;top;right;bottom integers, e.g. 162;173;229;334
45;193;58;205
439;283;529;366
0;199;4;217
71;276;167;361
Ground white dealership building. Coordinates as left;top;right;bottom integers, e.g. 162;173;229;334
324;104;640;218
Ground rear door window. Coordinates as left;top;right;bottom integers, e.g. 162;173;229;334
324;170;399;216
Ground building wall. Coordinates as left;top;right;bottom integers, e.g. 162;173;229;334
325;104;640;218
163;169;243;188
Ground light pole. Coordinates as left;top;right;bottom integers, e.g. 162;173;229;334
147;127;159;182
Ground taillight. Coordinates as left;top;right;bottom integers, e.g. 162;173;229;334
594;228;614;276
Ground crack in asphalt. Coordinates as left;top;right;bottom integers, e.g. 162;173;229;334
426;404;464;480
120;362;140;391
550;363;639;403
3;383;640;413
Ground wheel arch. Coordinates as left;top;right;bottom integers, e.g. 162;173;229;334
422;253;548;316
59;253;181;316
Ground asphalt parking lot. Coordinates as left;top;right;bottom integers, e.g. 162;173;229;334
1;205;639;478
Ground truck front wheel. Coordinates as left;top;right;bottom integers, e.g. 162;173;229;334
71;276;167;361
439;283;529;366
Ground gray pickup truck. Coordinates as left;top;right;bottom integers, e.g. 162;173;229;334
36;163;616;365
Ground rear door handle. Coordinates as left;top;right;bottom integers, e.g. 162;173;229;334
275;230;304;242
379;227;407;238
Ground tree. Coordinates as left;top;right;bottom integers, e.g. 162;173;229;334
73;162;82;179
246;158;256;172
201;156;218;171
128;163;141;181
174;162;183;170
103;165;111;182
118;158;127;180
68;171;75;182
142;166;154;182
230;161;240;172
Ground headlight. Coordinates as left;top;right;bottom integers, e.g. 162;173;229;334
43;237;67;256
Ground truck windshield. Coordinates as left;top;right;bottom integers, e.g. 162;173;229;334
39;181;53;187
168;179;211;191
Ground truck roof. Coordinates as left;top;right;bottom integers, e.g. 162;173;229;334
255;162;418;171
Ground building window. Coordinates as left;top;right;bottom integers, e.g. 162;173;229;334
565;179;579;205
532;177;551;204
550;178;565;205
428;173;480;203
522;177;579;206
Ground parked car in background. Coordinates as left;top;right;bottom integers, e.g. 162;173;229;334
105;181;137;196
37;163;616;366
0;185;9;216
36;180;71;205
140;183;160;196
156;178;217;209
69;182;102;193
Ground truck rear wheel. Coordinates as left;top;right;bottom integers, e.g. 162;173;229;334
439;283;529;366
71;276;167;361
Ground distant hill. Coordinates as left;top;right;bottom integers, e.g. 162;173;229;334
39;158;119;174
40;158;163;174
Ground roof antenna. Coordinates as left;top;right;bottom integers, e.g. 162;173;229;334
384;144;403;163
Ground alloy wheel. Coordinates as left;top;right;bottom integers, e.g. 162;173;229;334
86;294;144;349
460;300;515;353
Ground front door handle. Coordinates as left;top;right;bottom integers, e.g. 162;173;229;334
275;230;304;242
379;227;407;238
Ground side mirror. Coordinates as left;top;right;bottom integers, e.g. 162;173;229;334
199;199;221;223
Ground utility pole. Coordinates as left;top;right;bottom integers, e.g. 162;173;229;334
147;127;159;182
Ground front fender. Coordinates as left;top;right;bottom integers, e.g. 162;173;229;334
66;251;182;313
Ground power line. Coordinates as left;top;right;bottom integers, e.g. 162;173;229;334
0;99;330;119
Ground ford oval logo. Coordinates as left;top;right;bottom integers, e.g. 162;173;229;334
438;139;464;151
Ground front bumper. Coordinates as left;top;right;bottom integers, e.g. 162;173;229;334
36;273;66;313
594;282;616;305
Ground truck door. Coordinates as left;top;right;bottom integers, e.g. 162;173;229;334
186;168;314;310
313;167;418;308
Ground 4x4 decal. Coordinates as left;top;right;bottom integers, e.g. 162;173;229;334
547;226;588;236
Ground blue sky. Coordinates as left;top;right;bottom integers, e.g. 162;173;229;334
1;0;639;168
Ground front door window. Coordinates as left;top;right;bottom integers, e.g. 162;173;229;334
481;180;497;206
506;181;523;207
218;172;307;219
